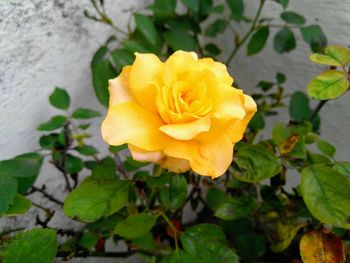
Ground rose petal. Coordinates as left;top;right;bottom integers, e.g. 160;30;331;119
101;102;170;151
129;144;165;163
109;66;134;106
164;131;233;178
129;53;163;113
159;115;211;140
226;94;257;143
159;156;190;173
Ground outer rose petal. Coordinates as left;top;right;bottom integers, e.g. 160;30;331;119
226;95;257;143
129;53;163;113
165;51;198;75
159;115;211;140
128;144;190;173
109;66;134;106
159;156;190;173
164;131;233;178
129;145;164;163
101;102;170;151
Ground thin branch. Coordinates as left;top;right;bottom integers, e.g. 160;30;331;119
29;185;63;206
308;100;328;122
225;0;266;65
114;153;128;179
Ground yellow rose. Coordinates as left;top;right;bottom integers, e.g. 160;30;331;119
101;51;256;178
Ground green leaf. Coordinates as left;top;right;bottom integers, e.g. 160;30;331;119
309;45;350;66
205;19;228;37
164;29;198;51
112;48;135;70
159;174;188;210
114;213;157;239
215;196;258;221
271;0;289;8
148;0;177;18
65;154;83;174
181;223;239;263
300;25;327;52
72;108;101;119
204;43;221;56
226;0;244;21
234;145;280;182
333;162;350;178
247;26;269;56
280;11;305;25
91;46;108;66
132;232;158;252
0;153;43;194
92;59;117;107
317;139;336;157
0;175;17;217
91;157;117;180
123;40;149;53
5;194;31;216
276;72;286;84
77;232;99;249
301;165;350;228
181;0;199;12
205;187;226;211
0;229;57;263
249;111;265;130
37;115;67;131
307;70;349;100
289;91;311;121
39;134;58;149
75;145;99;156
109;144;128;153
134;14;158;46
273;28;296;53
64;177;129;222
49;87;70;110
257;81;274;91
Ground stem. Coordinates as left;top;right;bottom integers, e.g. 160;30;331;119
225;0;265;65
309;100;328;122
56;251;134;258
0;228;25;237
114;153;128;179
160;212;179;255
29;185;63;206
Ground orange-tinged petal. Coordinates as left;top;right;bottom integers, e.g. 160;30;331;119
109;66;134;106
101;102;170;151
159;115;211;140
159;156;190;173
226;94;257;143
129;53;163;113
129;144;165;163
164;132;233;178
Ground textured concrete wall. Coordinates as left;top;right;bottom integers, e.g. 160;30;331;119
0;0;350;262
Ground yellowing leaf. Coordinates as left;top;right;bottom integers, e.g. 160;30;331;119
309;45;350;66
300;229;345;263
279;134;300;155
307;70;348;100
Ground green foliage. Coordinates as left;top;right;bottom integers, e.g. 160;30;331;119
113;213;157;239
274;28;296;53
2;1;350;262
247;26;269;56
0;229;57;263
301;165;350;228
72;108;101;119
307;70;348;100
234;144;280;182
49;87;70;110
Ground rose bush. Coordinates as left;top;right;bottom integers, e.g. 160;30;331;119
102;51;256;178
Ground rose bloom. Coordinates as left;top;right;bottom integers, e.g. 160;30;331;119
101;51;256;178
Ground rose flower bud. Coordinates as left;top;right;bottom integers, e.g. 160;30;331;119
101;51;256;178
